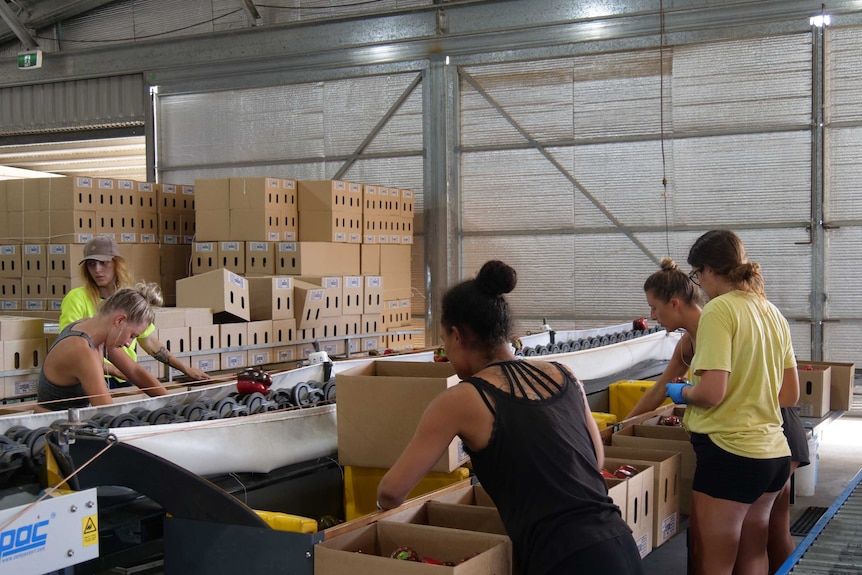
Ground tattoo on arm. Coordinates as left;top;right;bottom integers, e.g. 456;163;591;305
153;346;171;365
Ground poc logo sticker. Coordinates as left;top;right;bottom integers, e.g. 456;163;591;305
0;519;49;560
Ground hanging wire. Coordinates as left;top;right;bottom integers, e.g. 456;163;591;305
659;0;671;257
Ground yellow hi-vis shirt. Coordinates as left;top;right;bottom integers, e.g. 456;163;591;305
686;290;794;459
59;287;156;366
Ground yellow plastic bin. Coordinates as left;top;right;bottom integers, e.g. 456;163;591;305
591;412;618;430
343;465;470;521
608;379;671;420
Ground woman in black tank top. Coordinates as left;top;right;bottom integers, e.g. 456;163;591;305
378;261;643;575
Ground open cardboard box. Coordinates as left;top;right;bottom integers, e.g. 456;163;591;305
336;361;468;473
314;521;511;575
797;360;856;411
605;446;681;548
430;484;495;507
386;500;507;536
604;459;654;558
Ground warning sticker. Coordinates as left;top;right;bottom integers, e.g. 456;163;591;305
83;515;99;547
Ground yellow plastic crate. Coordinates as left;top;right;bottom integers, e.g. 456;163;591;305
343;465;470;520
255;510;318;533
608;379;671;419
591;412;618;430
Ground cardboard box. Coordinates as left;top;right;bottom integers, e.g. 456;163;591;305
363;276;384;314
275;241;360;276
386;500;507;536
247;276;294;321
337;361;468;473
0;279;20;299
193;178;229;211
245;241;276;276
247;320;273;347
152;308;187;329
190;324;220;351
249;349;272;366
22;244;46;277
298;179;362;213
129;244;161;284
42;176;95;211
798;360;856;411
3;373;39;399
48;210;95;243
220;350;248;370
3;338;47;371
0;246;21;278
230;208;283;242
192;242;219;275
195;209;231;242
134;181;158;213
605;478;629;525
220;322;248;349
400;188;415;218
0;316;44;340
190;353;220;373
361;244;380;275
299;210;362;243
218;241;245;275
297;276;343;318
797;366;831;418
273;345;297;363
184;308;213;327
22;277;46;299
176;269;250;322
314;521;510;575
158;326;190;355
272;318;297;344
47;244;85;278
292;279;327;329
603;458;654;558
612;417;694;515
605;446;681;548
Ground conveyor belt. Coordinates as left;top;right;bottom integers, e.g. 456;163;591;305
777;468;862;574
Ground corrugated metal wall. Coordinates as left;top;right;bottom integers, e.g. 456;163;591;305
0;74;145;135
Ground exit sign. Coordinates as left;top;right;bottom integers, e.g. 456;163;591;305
17;50;42;69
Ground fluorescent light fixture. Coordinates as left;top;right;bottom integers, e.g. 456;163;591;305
810;14;831;27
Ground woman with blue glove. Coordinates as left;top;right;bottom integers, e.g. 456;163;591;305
669;230;798;575
625;258;702;419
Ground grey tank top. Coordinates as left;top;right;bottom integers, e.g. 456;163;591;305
37;321;96;410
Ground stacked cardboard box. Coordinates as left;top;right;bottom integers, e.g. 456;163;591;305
196;177;297;242
0;316;46;399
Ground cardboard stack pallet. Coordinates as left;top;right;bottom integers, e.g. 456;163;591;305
0;176;194;317
185;177;416;369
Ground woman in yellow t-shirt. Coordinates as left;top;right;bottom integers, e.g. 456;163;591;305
60;235;209;389
666;230;798;575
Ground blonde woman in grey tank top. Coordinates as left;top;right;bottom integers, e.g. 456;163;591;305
37;283;169;411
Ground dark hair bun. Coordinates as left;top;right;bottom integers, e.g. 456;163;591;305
659;257;678;272
476;260;517;297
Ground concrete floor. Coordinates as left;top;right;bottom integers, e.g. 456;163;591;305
642;413;862;574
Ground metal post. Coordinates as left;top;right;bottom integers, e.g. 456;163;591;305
811;22;826;360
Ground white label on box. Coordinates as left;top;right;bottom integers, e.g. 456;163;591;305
323;343;338;355
365;235;376;243
283;180;295;190
118;180;134;190
379;235;389;243
14;378;38;396
334;181;345;190
310;290;324;301
183;236;194;245
24;245;42;255
275;278;291;290
403;189;413;199
349;183;361;192
163;235;178;245
379;188;389;197
1;301;18;310
635;533;649;558
363;338;377;350
98;178;114;189
0;245;15;255
227;271;246;288
390;235;400;243
225;354;243;368
121;233;137;242
283;231;296;241
346;276;361;288
267;231;280;241
195;242;214;252
252;352;270;365
335;233;346;242
141;234;156;243
138;182;154;191
402;236;412;244
249;242;267;251
198;359;215;371
279;242;297;253
50;300;62;311
387;301;399;310
277;349;295;361
266;178;279;187
221;242;240;252
76;177;93;188
661;513;678;541
348;339;360;353
25;300;44;310
350;233;361;243
163;184;177;194
367;276;382;288
400;300;410;308
48;244;65;254
323;277;340;289
182;186;195;195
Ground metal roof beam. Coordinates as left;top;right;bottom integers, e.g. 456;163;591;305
0;0;38;49
0;0;120;45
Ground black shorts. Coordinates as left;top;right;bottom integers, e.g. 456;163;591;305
549;533;645;574
782;406;810;468
691;433;791;504
106;376;132;389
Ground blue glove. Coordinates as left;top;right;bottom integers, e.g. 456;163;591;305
666;383;692;405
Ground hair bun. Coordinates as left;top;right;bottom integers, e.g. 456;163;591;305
476;260;517;297
135;281;164;308
659;257;678;272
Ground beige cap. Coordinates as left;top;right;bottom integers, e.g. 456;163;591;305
80;235;121;264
